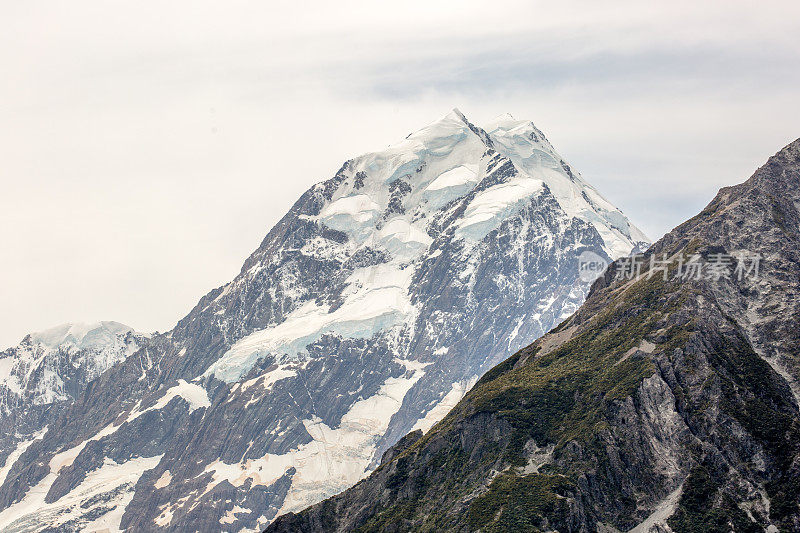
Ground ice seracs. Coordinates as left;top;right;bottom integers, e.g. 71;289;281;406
0;321;142;410
485;112;648;257
27;321;136;350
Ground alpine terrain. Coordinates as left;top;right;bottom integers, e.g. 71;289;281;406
0;110;646;531
268;138;800;532
0;322;144;453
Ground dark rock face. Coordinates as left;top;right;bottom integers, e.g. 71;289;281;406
0;111;645;531
267;139;800;532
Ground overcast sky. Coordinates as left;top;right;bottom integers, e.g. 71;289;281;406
1;1;799;347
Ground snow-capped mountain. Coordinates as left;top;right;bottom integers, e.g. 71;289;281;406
0;321;142;427
0;110;647;531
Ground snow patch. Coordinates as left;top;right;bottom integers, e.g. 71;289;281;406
411;376;477;433
0;453;162;532
204;264;416;383
422;165;480;209
127;379;210;422
28;321;135;350
425;165;478;192
0;428;47;489
221;505;250;525
154;470;172;489
376;218;433;256
240;366;298;393
456;177;544;240
199;361;429;518
318;194;380;237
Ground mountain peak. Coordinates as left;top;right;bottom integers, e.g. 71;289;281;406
27;321;136;349
1;320;143;412
317;109;646;257
489;112;516;124
449;107;468;123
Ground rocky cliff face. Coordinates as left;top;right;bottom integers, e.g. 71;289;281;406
0;110;645;532
267;138;800;533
